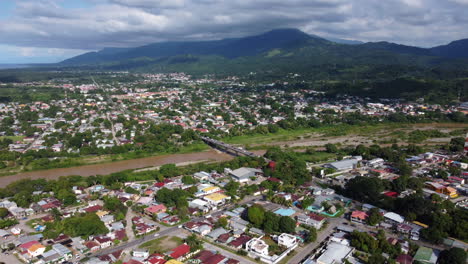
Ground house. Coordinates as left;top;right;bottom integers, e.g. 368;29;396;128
137;197;154;206
101;214;115;225
51;243;73;261
99;249;123;263
194;171;211;181
145;204;167;216
147;254;167;264
217;233;232;244
203;193;230;205
413;246;438;264
84;205;103;213
184;221;213;236
166;244;191;260
396;254;413;264
315;242;354;264
194;250;226;264
9;207;27;219
165;260;183;264
199;186;221;196
207;227;229;240
249;227;265;237
94;236;113;249
246;237;269;256
277;233;299;248
228;167;263;183
350;210;369;224
20;241;46;258
384;212;404;225
11;227;21;235
228;234;251;249
133;249;150;259
189;199;210;212
297;213;326;229
85;241;101;252
325;157;361;171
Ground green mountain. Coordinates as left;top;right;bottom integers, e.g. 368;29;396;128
59;29;468;74
430;39;468;58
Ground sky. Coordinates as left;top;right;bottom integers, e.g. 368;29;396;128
0;0;467;64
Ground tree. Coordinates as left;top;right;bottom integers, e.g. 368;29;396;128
306;226;317;242
367;208;383;226
177;206;189;220
325;143;338;153
279;216;296;233
367;254;386;264
62;213;108;237
345;176;384;203
438;247;466;264
247;205;265;228
181;175;197;185
186;234;203;252
0;208;8;219
263;212;280;233
216;217;228;228
224;181;240;196
301;197;315;210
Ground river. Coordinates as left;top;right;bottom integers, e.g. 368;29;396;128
0;149;234;187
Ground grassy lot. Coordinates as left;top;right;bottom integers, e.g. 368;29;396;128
0;136;24;142
139;236;183;254
224;122;467;147
223;123;399;146
296;152;337;163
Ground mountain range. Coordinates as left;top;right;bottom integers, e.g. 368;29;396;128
60;29;468;74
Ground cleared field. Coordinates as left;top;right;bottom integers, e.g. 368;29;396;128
225;123;468;149
139;236;184;254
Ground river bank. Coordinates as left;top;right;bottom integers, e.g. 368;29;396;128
0;149;233;187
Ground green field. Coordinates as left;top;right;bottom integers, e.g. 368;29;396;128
223;122;467;147
0;136;24;142
223;123;397;146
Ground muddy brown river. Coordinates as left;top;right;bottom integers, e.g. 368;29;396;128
0;149;234;187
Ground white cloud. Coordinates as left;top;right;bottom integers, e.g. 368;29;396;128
0;0;466;53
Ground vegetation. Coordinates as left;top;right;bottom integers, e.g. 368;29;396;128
246;205;297;234
438;247;467;264
335;175;468;243
139;236;184;254
43;213;108;239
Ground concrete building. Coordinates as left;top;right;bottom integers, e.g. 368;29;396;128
316;242;354;264
325;157;361;171
277;233;299;248
229;167;263;183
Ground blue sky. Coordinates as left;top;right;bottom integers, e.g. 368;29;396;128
0;0;468;64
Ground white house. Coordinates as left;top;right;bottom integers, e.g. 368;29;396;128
246;237;269;257
277;233;299;248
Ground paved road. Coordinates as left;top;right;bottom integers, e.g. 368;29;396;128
289;218;345;264
90;195;258;258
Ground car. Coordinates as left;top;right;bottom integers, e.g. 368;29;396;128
154;233;160;237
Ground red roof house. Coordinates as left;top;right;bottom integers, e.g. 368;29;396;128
145;204;167;215
166;243;191;260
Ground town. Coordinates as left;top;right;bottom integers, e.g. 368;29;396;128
0;72;466;264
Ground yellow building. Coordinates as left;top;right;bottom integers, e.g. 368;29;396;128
96;210;109;218
203;193;230;204
202;186;220;194
443;187;458;198
166;260;184;264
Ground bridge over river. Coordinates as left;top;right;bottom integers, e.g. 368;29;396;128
200;136;271;162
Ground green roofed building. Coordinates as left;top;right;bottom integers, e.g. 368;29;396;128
413;246;438;264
